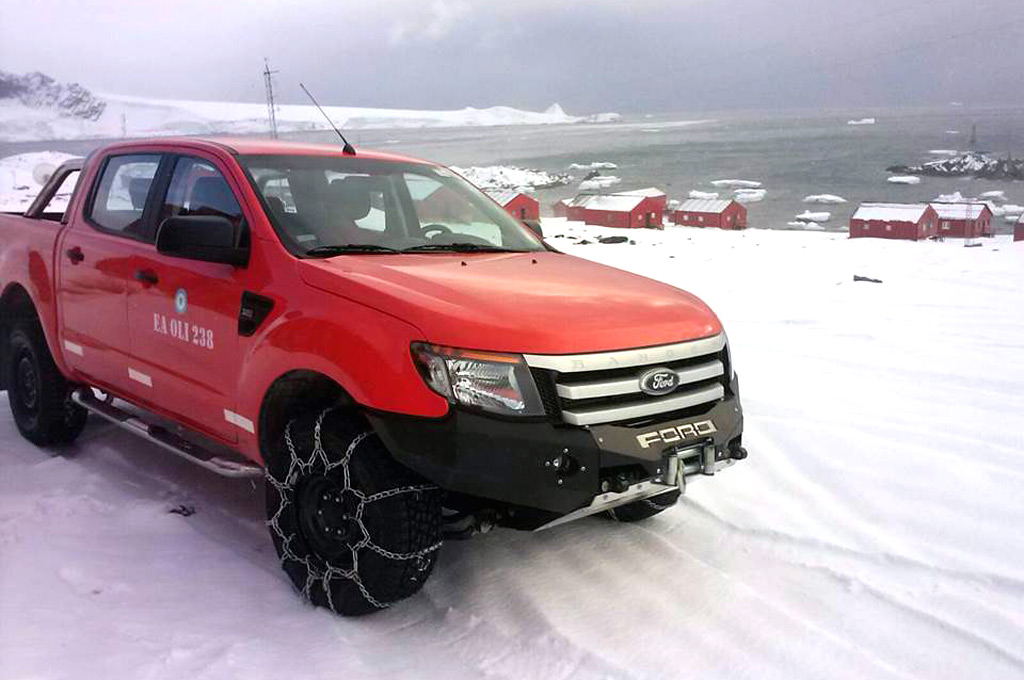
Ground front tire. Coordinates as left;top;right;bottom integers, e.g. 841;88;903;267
265;408;442;616
607;489;681;522
6;320;87;447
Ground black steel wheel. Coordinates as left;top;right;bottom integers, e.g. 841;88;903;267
6;320;87;447
265;408;443;616
607;488;681;522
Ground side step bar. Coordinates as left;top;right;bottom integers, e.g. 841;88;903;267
71;389;264;479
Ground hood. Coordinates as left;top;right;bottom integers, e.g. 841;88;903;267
298;251;721;355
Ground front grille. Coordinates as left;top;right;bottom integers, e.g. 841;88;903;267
524;334;728;426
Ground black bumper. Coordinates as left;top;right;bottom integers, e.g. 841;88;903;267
367;375;745;516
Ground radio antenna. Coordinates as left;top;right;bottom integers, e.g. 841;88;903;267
299;82;356;155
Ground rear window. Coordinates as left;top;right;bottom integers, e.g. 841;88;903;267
87;154;160;236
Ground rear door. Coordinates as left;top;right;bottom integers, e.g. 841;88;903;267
125;154;247;442
58;153;163;392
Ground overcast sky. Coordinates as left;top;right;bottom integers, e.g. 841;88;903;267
2;0;1022;114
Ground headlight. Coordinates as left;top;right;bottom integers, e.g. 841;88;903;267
411;343;545;417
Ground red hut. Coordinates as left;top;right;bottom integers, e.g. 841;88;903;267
486;189;540;221
849;203;938;240
618;188;668;213
1015;213;1024;242
929;202;993;238
564;193;664;228
552;198;571;218
673;199;747;230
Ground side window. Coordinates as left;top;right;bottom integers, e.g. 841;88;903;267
88;154;160;235
159;157;243;230
36;169;80;219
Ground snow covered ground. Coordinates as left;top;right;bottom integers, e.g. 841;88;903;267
0;94;620;142
0;151;78;212
2;221;1024;680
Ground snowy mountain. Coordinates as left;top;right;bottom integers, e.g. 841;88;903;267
0;70;621;143
888;151;1024;180
0;70;106;121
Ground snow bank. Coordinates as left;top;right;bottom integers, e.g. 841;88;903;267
794;210;831;222
689;190;720;200
0;151;79;211
7;223;1024;680
450;165;569;192
803;194;847;204
733;188;767;203
578;176;621;191
847;117;876;125
887;175;921;185
568;161;617;171
0;92;622;142
711;179;762;189
927;149;959;156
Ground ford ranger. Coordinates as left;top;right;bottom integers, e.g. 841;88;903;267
0;138;746;615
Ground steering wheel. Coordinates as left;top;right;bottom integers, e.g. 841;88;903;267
420;223;452;239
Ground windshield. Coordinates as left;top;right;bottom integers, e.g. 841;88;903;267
239;154;545;255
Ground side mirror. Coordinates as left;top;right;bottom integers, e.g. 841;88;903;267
523;219;544;238
156;216;249;266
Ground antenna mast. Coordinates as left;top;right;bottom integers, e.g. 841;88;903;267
299;82;356;154
263;59;279;139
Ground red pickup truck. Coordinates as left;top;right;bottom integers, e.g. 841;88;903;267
0;138;745;615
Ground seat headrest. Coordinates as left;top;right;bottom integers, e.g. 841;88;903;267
329;176;373;222
191;176;240;218
128;177;151;210
264;196;286;216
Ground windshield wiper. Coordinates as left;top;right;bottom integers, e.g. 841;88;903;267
402;243;521;253
305;244;402;257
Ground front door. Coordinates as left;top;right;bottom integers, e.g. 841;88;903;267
126;155;246;442
58;153;162;393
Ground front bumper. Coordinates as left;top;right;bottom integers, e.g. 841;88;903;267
367;374;744;521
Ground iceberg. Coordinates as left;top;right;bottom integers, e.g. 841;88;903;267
688;190;720;200
711;179;762;189
795;210;831;222
803;194;847;204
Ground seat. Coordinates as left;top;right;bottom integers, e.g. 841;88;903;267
328;176;375;243
128;177;151;210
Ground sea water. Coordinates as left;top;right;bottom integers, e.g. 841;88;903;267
4;105;1023;232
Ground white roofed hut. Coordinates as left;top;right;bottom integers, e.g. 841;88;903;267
564;191;665;229
850;203;938;241
672;198;747;230
929;202;993;238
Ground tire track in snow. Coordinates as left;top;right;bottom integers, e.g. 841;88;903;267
808;564;1024;673
680;499;1024;595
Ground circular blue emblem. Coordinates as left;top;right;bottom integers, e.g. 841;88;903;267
174;289;188;315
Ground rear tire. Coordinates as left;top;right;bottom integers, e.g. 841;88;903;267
5;320;87;447
265;407;442;616
607;489;681;522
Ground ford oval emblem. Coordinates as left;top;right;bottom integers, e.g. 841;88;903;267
639;367;679;396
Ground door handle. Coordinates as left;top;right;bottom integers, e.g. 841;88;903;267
66;247;84;264
134;269;159;286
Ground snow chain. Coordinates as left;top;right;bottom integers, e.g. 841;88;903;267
266;408;441;612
